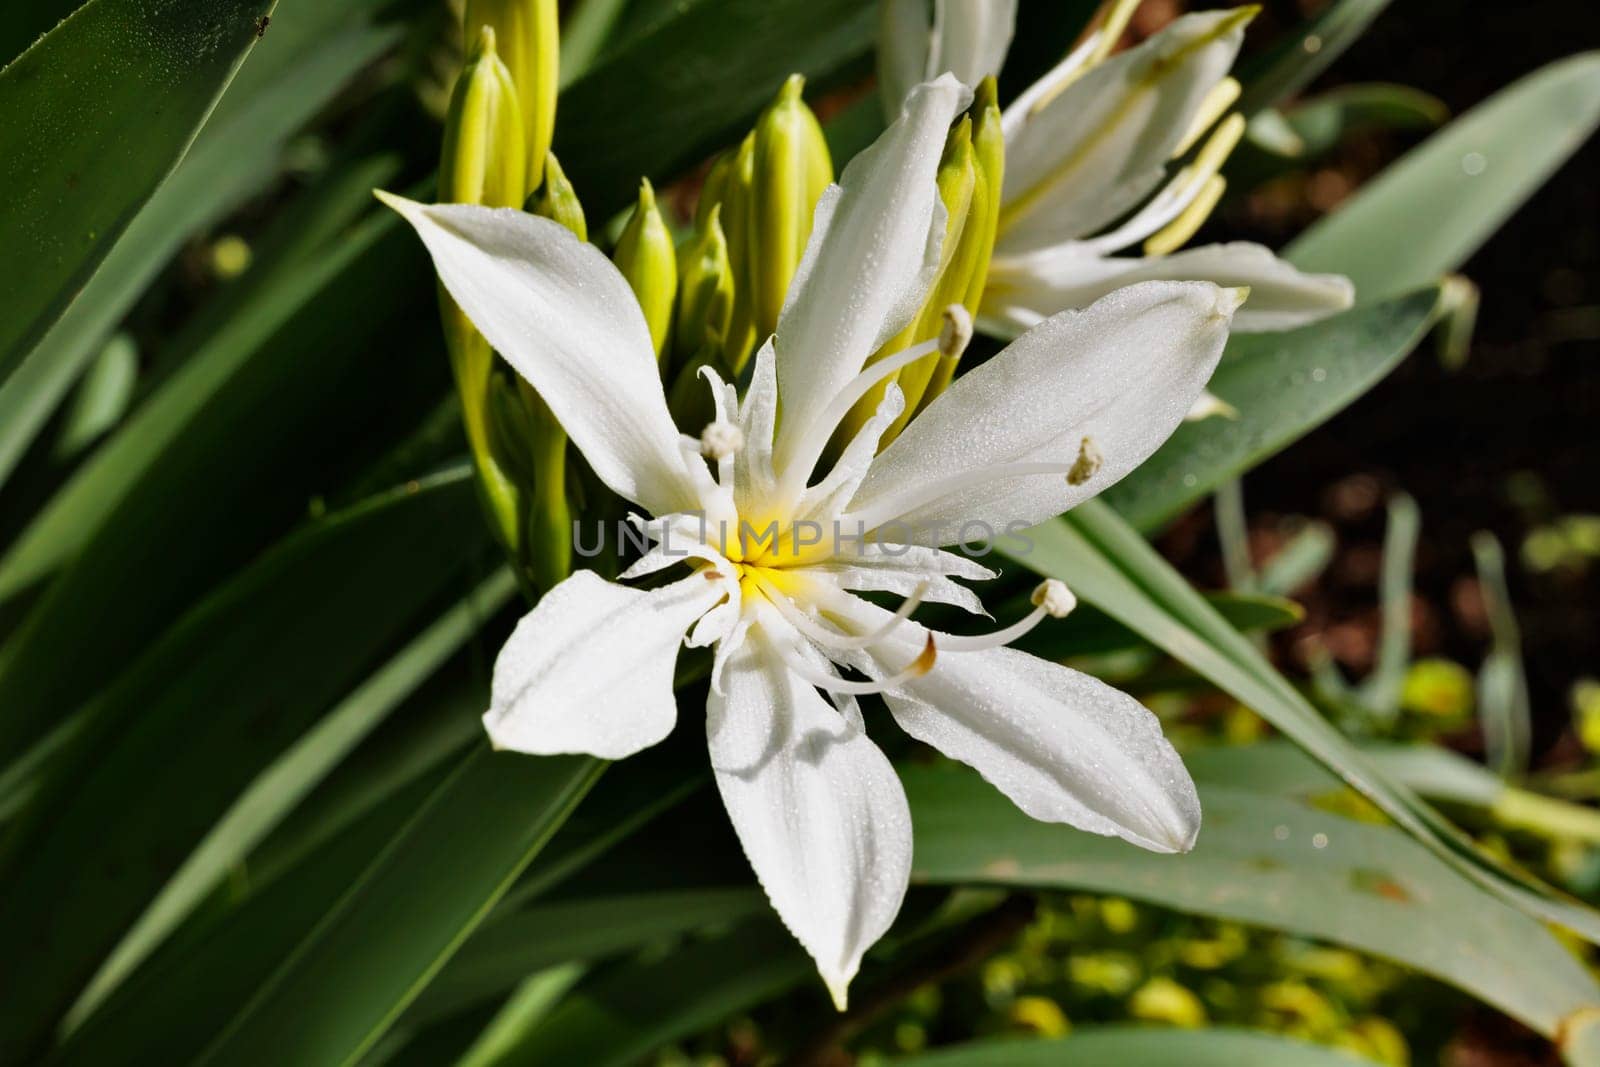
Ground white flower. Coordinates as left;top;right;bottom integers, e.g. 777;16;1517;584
383;75;1238;1009
880;1;1355;339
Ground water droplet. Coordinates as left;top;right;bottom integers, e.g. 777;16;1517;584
1312;832;1329;849
1311;367;1327;383
1462;152;1487;176
1303;34;1323;54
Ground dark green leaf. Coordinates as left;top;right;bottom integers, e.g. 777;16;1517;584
0;0;403;488
65;568;517;1027
488;919;810;1067
193;745;603;1067
0;0;275;381
0;473;485;1060
0;208;448;762
406;888;766;1026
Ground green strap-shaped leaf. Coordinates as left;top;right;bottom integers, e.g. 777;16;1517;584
52;766;453;1067
1288;52;1600;300
1005;501;1600;945
896;1026;1381;1066
0;0;276;382
193;745;604;1067
480;919;811;1067
0;473;486;1060
0;0;405;489
0;208;446;763
63;567;518;1029
1235;0;1396;115
555;0;877;216
904;763;1600;1042
405;888;767;1027
1101;288;1439;531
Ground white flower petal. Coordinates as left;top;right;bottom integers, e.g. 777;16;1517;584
842;601;1200;853
808;543;997;616
877;0;936;118
707;629;912;1009
484;571;724;758
1000;10;1249;252
847;282;1238;545
380;196;697;517
774;75;971;473
985;241;1355;333
879;0;1014;116
937;0;1017;90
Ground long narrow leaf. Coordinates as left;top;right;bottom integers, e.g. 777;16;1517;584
0;0;276;380
906;763;1600;1042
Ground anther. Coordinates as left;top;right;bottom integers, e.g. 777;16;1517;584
938;305;974;360
1030;579;1078;619
700;420;745;460
1067;436;1103;486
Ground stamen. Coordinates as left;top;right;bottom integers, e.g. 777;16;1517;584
774;339;939;503
1142;113;1243;257
930;581;1074;653
700;420;745;461
1067;436;1103;486
939;305;973;360
775;632;938;696
1086;0;1143;66
1173;76;1241;158
1143;173;1225;256
1031;578;1078;618
757;575;930;652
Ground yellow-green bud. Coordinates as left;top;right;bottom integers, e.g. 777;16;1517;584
674;204;736;364
919;79;1006;417
717;133;759;371
464;0;559;189
530;151;587;241
614;179;677;362
750;74;833;340
439;27;527;209
833;118;976;454
965;77;1005;313
697;150;734;228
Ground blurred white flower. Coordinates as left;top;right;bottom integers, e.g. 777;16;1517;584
384;75;1236;1009
880;1;1354;340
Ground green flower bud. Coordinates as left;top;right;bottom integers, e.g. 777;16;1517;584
613;179;677;362
673;203;736;364
437;27;527;558
832;117;975;452
887;118;978;432
917;77;1005;415
464;0;559;189
530;151;587;241
717;133;759;372
750;74;833;340
439;27;527;210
